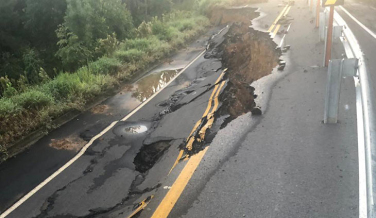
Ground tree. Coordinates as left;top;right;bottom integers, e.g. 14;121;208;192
56;0;134;70
123;0;172;26
25;0;67;76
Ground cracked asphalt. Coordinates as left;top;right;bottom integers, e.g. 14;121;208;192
0;1;362;218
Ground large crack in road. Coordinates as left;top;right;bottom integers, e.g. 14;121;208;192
7;6;282;218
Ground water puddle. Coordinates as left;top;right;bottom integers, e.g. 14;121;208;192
113;122;150;137
124;125;148;134
131;69;182;102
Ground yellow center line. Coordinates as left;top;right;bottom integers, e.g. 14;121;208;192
284;5;292;16
151;147;209;218
127;196;154;218
168;69;226;174
271;6;291;38
153;79;226;218
268;5;288;32
188;69;227;138
271;24;281;38
198;81;226;140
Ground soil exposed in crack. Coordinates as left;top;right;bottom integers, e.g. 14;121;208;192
218;23;280;119
185;22;281;155
208;6;260;26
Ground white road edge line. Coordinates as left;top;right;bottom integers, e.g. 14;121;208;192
339;6;376;39
0;49;206;218
334;10;369;218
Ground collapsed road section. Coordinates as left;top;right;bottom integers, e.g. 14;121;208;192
1;6;283;218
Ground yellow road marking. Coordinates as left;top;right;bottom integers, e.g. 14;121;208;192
198;81;226;140
127;196;154;218
154;79;226;218
188;69;227;137
168;69;227;174
271;6;291;38
271;24;281;38
151;147;209;218
168;150;184;175
284;5;292;15
268;5;288;32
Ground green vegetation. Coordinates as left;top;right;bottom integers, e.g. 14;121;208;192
0;0;221;160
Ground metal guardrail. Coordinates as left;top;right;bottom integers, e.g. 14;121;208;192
332;9;376;218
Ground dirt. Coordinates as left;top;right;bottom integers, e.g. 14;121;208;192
183;22;280;155
208;6;260;25
91;104;110;114
218;23;280;118
49;136;86;151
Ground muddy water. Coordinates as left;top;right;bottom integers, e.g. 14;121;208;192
131;69;181;102
104;68;183;114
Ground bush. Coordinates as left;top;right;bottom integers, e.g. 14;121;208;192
41;73;79;100
0;98;20;117
88;57;122;75
137;21;152;38
171;19;195;31
3;86;18;98
12;90;53;110
115;49;146;63
151;18;174;41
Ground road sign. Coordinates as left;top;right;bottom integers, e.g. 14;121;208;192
322;0;344;6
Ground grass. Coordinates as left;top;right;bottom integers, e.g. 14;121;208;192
0;11;210;161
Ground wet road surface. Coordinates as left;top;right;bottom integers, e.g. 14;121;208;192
0;1;361;218
0;26;223;216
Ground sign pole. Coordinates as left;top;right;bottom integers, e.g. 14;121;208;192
316;0;320;27
325;5;334;67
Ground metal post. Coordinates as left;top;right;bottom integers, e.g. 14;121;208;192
324;58;358;123
316;0;320;27
324;59;342;123
325;6;334;67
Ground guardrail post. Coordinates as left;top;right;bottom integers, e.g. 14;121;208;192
325;6;334;67
324;58;358;123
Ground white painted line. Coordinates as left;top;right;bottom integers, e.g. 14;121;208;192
334;10;370;218
355;79;368;218
339;6;376;39
121;50;206;122
0;120;118;218
0;49;206;218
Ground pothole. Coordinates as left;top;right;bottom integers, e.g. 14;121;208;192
133;140;172;173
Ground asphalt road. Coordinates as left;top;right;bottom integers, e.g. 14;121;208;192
0;0;369;217
0;24;230;217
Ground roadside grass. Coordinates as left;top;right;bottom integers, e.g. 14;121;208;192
0;11;210;161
